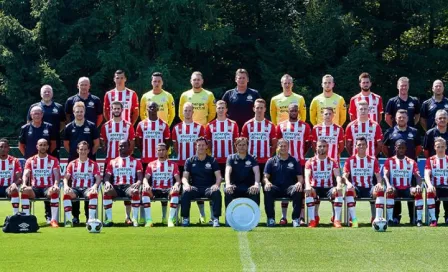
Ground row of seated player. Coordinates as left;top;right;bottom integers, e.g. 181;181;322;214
2;134;448;228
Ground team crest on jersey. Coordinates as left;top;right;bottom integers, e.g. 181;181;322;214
88;101;95;107
408;102;414;107
245;160;252;166
43;129;49;136
444;104;448;109
247;95;253;101
287;162;294;169
72;129;76;133
234;161;238;165
84;127;90;132
393;133;397;137
408;133;413;138
205;163;211;169
367;163;372;168
52;108;58;114
397;104;401;107
192;163;196;167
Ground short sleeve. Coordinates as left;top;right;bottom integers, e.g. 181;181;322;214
373;158;380;174
420;102;428;119
383;159;391;171
172;163;180;176
105;161;113;176
382;128;392;147
66;161;74;176
65;98;73;115
414;98;421;115
128;125;135;141
345;124;353;142
136;160;143;173
211;157;220;172
184;158;192;173
349;97;357;118
14;159;22;175
294;159;302;175
163;124;170;140
63;124;71;141
92;162;101;176
19;126;27;144
226;155;234;166
425;158;431;170
385;99;394;115
49;124;57;141
91;124;100;140
264;159;273;175
343;158;351;173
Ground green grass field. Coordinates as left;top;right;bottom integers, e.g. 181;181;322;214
0;198;446;272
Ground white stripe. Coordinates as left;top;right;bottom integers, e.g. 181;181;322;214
238;232;256;272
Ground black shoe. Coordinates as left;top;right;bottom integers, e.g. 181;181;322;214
72;217;80;225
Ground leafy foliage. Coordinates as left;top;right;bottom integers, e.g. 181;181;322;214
0;0;447;137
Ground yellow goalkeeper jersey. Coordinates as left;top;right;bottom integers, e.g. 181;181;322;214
139;89;175;125
270;92;306;125
179;88;216;126
309;92;347;126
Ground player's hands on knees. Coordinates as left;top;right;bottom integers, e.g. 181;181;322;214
415;184;422;194
89;185;98;194
336;183;343;191
225;184;235;194
142;183;151;192
8;183;18;191
210;184;220;192
264;182;273;192
427;184;436;193
171;184;180;193
64;186;73;194
294;182;303;192
346;182;353;190
248;184;260;195
386;186;395;194
183;184;192;192
373;183;383;192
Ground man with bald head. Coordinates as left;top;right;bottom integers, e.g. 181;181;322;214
65;77;103;127
20;105;57;159
27;85;65;158
420;80;448;131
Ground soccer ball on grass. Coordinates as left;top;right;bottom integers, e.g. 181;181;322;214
372;218;387;232
86;219;103;233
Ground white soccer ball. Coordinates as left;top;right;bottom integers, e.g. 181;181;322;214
86;219;103;233
372;218;387;232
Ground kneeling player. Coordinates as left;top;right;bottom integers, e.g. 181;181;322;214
0;138;22;214
21;139;61;228
142;143;181;227
62;141;101;227
304;140;343;228
424;137;448;227
343;137;384;227
383;140;423;226
263;139;303;227
225;137;260;207
103;140;143;227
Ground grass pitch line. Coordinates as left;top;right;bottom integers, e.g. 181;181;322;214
238;232;256;272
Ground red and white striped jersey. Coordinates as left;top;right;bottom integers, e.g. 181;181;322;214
100;120;135;160
425;155;448;186
0;155;22;187
136;118;170;163
66;159;100;188
104;88;139;123
145;160;180;189
343;155;380;188
106;156;143;185
345;119;383;156
349;92;383;123
276;120;311;165
172;122;205;166
305;156;339;188
242;119;276;163
25;155;60;188
205;119;239;163
311;123;344;163
383;156;419;189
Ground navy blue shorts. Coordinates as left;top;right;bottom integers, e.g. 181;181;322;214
0;187;10;198
314;187;332;199
72;188;89;198
355;186;374;198
113;185;132;198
